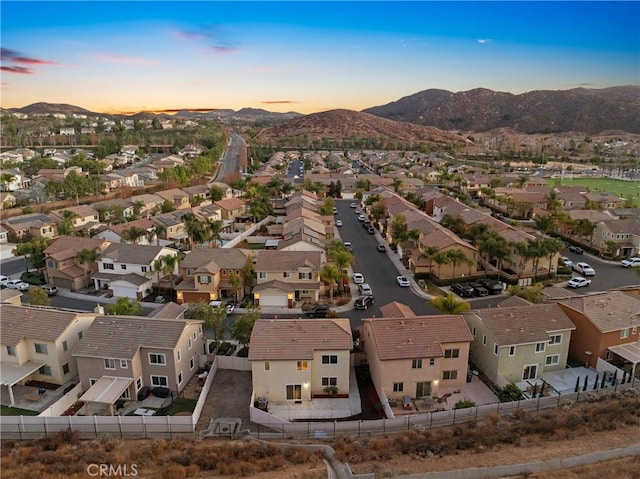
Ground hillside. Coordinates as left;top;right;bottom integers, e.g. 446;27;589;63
364;85;640;135
13;102;99;116
255;108;468;146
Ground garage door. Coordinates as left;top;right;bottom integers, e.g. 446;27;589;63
259;292;288;307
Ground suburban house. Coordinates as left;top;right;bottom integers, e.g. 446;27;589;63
181;184;213;206
0;192;17;209
214;197;247;222
0;226;8;243
92;244;181;300
175;247;252;304
156;188;191;210
151;211;189;246
249;318;353;405
208;181;234;199
73;315;205;415
555;291;640;373
91;198;136;222
363;304;473;400
94;218;157;245
44;236;111;291
0;304;96;406
50;205;100;234
0;169;30;191
1;213;58;240
463;304;576;386
592;218;640;257
129;193;165;216
253;250;322;307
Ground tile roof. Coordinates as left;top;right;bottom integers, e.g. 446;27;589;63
497;296;532;308
364;315;473;361
72;316;202;360
44;236;108;258
249;318;352;360
180;247;250;270
557;291;640;333
148;302;187;319
99;243;174;265
379;301;416;318
214;197;246;210
467;303;575;346
255;250;322;271
1;304;94;346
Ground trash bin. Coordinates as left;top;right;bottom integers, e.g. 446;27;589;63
466;371;473;383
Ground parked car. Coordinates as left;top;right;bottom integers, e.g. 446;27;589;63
573;262;595;276
209;300;224;308
621;257;640;268
377;244;386;252
561;256;574;269
333;207;338;214
357;214;366;221
352;273;365;284
354;295;374;310
396;276;410;287
0;275;8;288
367;227;375;234
354;208;362;214
343;241;353;252
568;245;584;254
363;220;372;228
567;276;591;288
225;300;235;314
41;284;59;296
305;304;330;318
467;282;488;297
451;283;474;298
335;219;343;227
358;283;373;296
478;278;503;295
350;202;357;208
4;279;29;291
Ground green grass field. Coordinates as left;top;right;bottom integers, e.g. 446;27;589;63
547;177;640;204
1;405;39;416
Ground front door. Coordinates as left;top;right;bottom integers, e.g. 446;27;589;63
286;384;302;401
416;381;431;398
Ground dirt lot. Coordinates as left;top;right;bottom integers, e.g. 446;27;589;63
195;369;253;431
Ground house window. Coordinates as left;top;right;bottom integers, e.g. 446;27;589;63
633;327;638;335
472;326;476;337
522;364;538;380
482;335;487;346
6;345;16;356
298;272;312;280
136;377;143;391
620;328;629;339
188;338;192;349
443;370;458;380
535;342;546;353
393;382;404;392
62;363;70;375
493;344;499;356
412;359;422;369
120;360;127;368
104;263;115;270
78;331;83;340
429;358;435;366
297;361;308;371
444;349;459;358
264;361;270;371
190;358;195;370
177;372;183;385
62;340;68;352
322;355;338;364
193;331;197;340
177;350;181;362
149;353;166;365
283;272;291;278
322;377;337;387
545;355;560;366
151;375;168;387
141;266;147;273
104;358;115;370
509;346;516;357
605;351;614;361
549;334;562;345
187;268;195;276
120;264;127;270
39;365;52;376
90;378;98;386
47;260;57;269
198;275;210;284
258;272;267;279
34;343;48;355
198;326;202;335
120;389;131;399
286;384;302;401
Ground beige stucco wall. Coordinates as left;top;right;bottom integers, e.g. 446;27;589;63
252;359;312;402
311;349;350;396
464;315;500;383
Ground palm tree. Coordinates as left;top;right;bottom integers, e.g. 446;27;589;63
57;210;78;236
510;241;533;278
153;253;183;299
544;237;565;275
431;293;471;314
147;224;166;246
204;219;223;247
534;215;556;236
76;247;100;288
477;232;509;272
446;249;470;279
432;251;451;279
228;272;243;302
321;264;341;301
418;244;439;277
440;214;467;237
122;226;147;245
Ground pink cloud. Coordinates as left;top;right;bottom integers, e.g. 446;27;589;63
94;53;159;66
262;100;296;105
1;65;34;74
1;48;60;74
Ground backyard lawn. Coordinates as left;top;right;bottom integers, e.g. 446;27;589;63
547;177;640;205
162;397;197;416
1;405;39;416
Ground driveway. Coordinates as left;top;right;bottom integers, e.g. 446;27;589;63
196;369;254;431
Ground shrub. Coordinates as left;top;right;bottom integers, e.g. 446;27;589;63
20;271;45;285
498;384;524;402
237;346;249;357
454;399;476;409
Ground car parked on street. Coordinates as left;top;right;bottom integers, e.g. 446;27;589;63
367;227;375;234
41;284;59;296
561;256;574;269
335;219;343;227
377;244;386;252
467;282;489;297
350;202;357;208
352;273;365;284
357;214;366;221
478;278;503;295
621;257;640;268
568;245;584;254
343;241;353;252
567;277;591;288
354;295;374;310
358;283;373;296
396;276;410;287
304;304;330;318
4;279;29;291
0;275;8;288
573;262;595;276
451;283;475;298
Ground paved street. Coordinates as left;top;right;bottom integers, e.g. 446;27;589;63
215;131;244;180
560;250;640;294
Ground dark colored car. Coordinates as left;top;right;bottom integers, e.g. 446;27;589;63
568;245;584;254
305;304;330;318
377;244;386;252
367;227;375;234
354;295;374;310
467;282;489;297
451;283;475;298
363;220;372;228
478;278;503;295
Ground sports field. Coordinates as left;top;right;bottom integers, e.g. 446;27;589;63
547;177;640;204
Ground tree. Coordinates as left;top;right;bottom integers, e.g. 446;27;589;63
477;232;509;272
440;214;467;237
543;237;565;274
26;288;51;306
446;249;471;279
507;283;544;303
392;177;403;194
432;251;451;278
57;210;78;236
228;272;243;302
147;224;167;246
498;384;524;402
419;245;439;276
431;293;471;314
534;215;556;236
231;306;261;347
153;253;183;299
14;237;50;271
185;301;227;342
106;297;143;316
76;247;100;288
122;226;147;245
390;213;408;247
321;264;341;300
209;185;225;201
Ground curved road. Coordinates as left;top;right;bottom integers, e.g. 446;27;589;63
215;131;245;181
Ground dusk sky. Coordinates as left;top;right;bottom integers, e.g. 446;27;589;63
2;1;639;114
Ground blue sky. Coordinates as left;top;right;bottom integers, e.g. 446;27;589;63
2;1;638;114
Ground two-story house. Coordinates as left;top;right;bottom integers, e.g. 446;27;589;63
50;205;100;235
556;291;640;373
94;218;157;245
156;188;191;210
0;304;96;406
253;250;322;307
592;218;640;257
73;315;204;415
175;247;252;304
92;244;180;300
44;236;111;291
214;197;247;222
249;318;353;411
1;213;58;240
363;303;473;400
463;304;575;387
